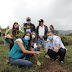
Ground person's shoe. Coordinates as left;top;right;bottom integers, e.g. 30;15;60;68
60;61;64;64
55;57;59;61
51;57;58;61
51;59;55;61
50;58;55;61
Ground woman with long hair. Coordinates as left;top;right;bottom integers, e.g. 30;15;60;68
8;31;41;67
31;31;41;50
5;22;19;51
12;22;19;38
49;25;56;35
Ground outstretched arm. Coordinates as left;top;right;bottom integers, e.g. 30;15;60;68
17;41;41;55
31;48;39;61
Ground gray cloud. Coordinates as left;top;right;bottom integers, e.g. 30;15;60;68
6;0;72;30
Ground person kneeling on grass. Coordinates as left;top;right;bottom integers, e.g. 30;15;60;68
8;31;41;67
31;31;41;51
45;31;67;64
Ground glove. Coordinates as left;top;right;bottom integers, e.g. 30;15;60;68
37;61;41;66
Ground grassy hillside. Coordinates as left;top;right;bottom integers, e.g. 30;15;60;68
0;36;72;72
0;45;72;72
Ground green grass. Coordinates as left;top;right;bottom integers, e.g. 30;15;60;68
0;35;72;72
0;44;36;72
0;37;4;44
63;46;72;70
0;44;72;72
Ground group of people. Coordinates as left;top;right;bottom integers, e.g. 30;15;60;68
5;17;67;67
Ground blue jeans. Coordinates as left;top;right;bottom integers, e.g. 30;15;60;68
33;48;39;51
37;39;46;50
8;57;32;67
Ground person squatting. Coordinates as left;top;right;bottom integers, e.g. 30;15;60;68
5;17;67;67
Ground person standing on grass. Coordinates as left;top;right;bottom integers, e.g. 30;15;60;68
5;22;19;51
36;19;48;50
12;22;19;38
45;31;67;64
8;32;41;67
24;17;35;32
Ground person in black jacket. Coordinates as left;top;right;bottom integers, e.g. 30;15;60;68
0;29;1;37
36;19;48;49
24;17;35;32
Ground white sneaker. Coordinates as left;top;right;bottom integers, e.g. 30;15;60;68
60;61;64;64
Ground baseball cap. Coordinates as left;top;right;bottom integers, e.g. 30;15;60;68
38;19;44;22
26;17;31;21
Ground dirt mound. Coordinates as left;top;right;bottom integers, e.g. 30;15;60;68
36;60;71;72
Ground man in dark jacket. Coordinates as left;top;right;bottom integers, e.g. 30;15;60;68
24;17;35;32
36;19;48;49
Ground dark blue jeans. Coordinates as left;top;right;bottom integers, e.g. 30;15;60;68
8;57;32;67
37;39;46;50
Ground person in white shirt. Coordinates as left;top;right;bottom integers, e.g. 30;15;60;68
36;19;48;50
45;31;67;63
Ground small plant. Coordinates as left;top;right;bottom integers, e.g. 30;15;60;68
38;48;47;64
16;24;26;32
15;24;26;39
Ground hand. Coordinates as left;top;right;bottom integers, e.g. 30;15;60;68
37;45;41;48
54;48;58;52
52;47;54;49
40;36;43;39
37;61;41;66
36;51;41;55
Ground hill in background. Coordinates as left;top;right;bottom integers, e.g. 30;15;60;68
57;30;72;35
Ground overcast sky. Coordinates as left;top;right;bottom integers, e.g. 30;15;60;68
0;0;72;30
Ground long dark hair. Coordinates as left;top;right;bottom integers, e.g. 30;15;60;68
12;22;19;37
22;31;32;50
50;25;54;30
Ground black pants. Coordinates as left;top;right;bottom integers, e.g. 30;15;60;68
5;38;14;51
47;48;66;61
0;32;1;37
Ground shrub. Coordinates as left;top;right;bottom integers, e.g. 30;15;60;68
59;35;69;46
38;48;47;64
59;35;72;46
0;37;4;44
